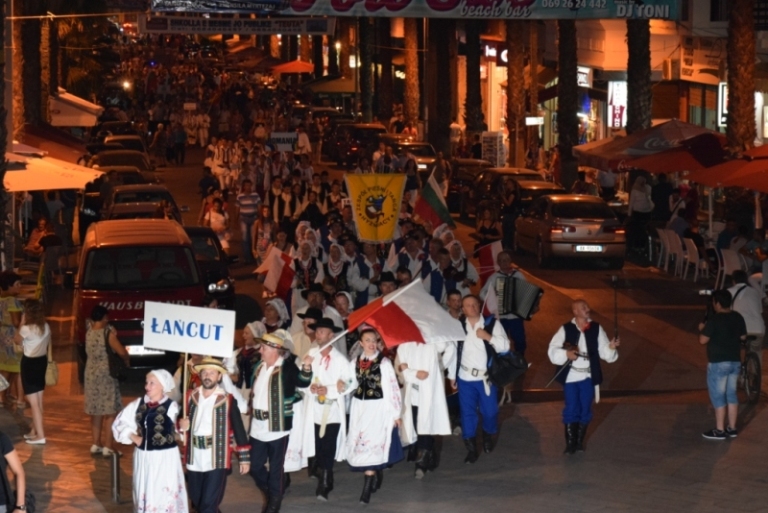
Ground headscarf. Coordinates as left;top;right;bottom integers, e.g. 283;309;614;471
149;369;175;393
295;221;311;242
327;243;346;277
246;320;267;340
334;291;354;315
447;239;466;265
265;298;290;326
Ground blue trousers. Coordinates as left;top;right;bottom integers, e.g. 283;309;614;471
458;378;498;439
499;317;527;355
562;378;594;424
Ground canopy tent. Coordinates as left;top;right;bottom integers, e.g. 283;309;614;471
48;87;104;127
3;153;103;192
627;133;728;174
271;59;314;74
574;119;717;170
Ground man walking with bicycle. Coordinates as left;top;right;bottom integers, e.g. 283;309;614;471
728;271;764;367
698;290;747;440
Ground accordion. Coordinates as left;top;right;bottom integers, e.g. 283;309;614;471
494;275;543;320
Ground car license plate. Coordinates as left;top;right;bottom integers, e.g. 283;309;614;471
575;245;603;253
126;346;165;356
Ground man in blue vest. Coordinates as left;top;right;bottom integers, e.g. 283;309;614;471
547;299;620;454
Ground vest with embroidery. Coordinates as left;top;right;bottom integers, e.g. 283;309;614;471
353;255;383;309
555;322;604;386
353;353;385;400
323;261;350;292
135;397;177;451
294;257;319;290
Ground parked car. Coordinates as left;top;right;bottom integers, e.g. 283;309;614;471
184;227;237;310
379;136;438;175
87;149;153;172
94;166;161;185
446;158;493;214
327;123;387;167
103;134;149;155
467;167;563;217
104;202;182;224
514;194;626;268
103;184;185;223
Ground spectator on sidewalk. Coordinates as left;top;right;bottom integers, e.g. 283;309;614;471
15;299;50;446
0;429;28;513
728;271;765;367
698;290;747;440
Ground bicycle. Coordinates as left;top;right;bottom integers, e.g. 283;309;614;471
740;336;761;404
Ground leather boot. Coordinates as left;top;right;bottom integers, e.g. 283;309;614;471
564;423;578;455
576;423;589;452
414;450;428;479
265;494;282;513
307;457;319;479
482;431;498;453
316;469;333;501
359;474;375;504
283;473;291;494
406;443;418;462
371;469;383;493
427;448;439;471
463;437;479;464
257;486;269;513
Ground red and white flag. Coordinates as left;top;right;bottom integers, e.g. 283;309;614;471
476;240;503;286
254;247;295;299
346;279;465;348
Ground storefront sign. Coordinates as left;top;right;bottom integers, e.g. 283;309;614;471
679;36;725;86
577;67;592;88
151;0;679;20
718;82;727;127
525;116;544;126
138;14;335;35
143;301;236;359
608;81;627;129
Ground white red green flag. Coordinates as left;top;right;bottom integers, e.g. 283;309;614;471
413;172;455;229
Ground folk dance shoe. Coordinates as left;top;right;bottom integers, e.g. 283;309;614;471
575;423;589;452
564;423;579;455
415;450;428;479
265;494;282;513
316;469;334;501
359;474;375;505
482;431;498;453
463;437;479;464
372;469;383;492
307;457;320;479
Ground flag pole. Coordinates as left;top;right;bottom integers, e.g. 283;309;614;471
182;352;188;418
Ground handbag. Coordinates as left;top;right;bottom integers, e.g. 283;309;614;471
45;341;58;387
104;325;128;382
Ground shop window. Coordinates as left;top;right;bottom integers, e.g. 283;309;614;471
709;0;727;22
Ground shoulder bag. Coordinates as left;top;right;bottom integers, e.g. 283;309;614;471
104;325;128;382
45;340;58;387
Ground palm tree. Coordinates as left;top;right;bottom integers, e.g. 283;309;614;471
727;0;756;152
506;20;526;166
359;17;373;122
270;35;280;58
429;18;454;155
19;0;45;126
0;0;11;270
338;18;351;79
464;20;485;134
557;20;579;189
403;18;419;126
312;35;323;77
377;18;393;122
299;34;311;62
626;19;651;134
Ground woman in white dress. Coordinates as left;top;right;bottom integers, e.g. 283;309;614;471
345;329;403;505
112;370;188;513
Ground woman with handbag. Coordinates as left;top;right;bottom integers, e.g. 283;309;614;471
84;306;129;458
0;429;30;512
14;299;50;446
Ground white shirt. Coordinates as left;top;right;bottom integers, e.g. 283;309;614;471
308;348;353;425
250;358;289;442
455;317;509;382
187;387;226;472
729;284;765;334
19;324;50;358
547;319;618;383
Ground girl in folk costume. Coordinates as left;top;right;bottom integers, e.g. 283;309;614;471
323;244;351;293
291;240;325;315
346;329;404;504
446;240;479;298
302;228;326;263
112;370;188;513
265;177;284;219
262;298;291;334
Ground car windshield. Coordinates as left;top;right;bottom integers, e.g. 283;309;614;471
353;128;386;141
116;140;144;153
108;211;162;220
551;201;616;219
114;191;172;204
189;234;222;262
82;246;200;290
396;145;435;157
97;154;149;170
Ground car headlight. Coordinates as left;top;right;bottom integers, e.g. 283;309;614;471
207;279;230;293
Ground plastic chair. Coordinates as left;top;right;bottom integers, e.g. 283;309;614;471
665;230;686;277
655;227;670;270
717;249;746;289
682;238;708;282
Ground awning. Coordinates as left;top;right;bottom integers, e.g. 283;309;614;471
3;153;103;192
48;87;104;127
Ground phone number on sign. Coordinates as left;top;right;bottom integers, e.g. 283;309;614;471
539;0;607;8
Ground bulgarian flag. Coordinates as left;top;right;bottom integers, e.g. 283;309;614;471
254;246;295;299
413;171;456;229
344;279;465;348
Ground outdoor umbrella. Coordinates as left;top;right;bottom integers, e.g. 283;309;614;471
686;145;768;189
628;133;727;174
3;153;103;192
271;59;314;74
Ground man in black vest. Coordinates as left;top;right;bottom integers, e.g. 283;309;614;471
547;300;619;454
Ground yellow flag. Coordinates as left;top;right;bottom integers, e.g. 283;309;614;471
344;174;406;243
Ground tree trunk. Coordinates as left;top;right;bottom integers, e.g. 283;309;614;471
299;34;310;62
464;20;485;134
40;17;51;124
338;18;351;79
312;35;324;78
377;18;393;122
626;19;652;135
557;20;579;190
727;0;756;152
50;19;59;95
288;36;298;61
528;21;539;147
506;20;526;166
328;32;339;76
427;19;453;155
11;0;22;138
21;0;44;126
270;35;280;58
404;17;420;125
360;18;374;123
0;0;11;270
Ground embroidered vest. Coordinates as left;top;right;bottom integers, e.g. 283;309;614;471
294;257;319;290
324;261;350;292
353;353;385;400
135;397;177;451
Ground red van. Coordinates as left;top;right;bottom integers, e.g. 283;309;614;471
75;219;206;379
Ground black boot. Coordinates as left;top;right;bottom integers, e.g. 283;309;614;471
414;450;428;479
463;437;479;464
283;473;290;494
316;469;333;501
406;443;418;462
482;431;497;454
564;423;578;455
265;494;282;513
576;423;589;452
427;448;439;471
371;469;383;493
307;457;320;479
257;486;269;513
359;474;375;504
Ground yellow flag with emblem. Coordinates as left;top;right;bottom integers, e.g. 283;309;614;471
344;174;406;243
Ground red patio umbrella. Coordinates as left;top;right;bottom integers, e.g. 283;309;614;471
686;145;768;188
628;133;727;174
271;59;314;74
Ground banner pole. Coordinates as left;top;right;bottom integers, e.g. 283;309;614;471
182;352;188;419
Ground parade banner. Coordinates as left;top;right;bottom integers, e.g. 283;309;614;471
267;132;299;152
143;301;236;359
345;174;406;244
138;14;335;35
151;0;678;20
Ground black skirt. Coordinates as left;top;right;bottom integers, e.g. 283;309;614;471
21;355;47;395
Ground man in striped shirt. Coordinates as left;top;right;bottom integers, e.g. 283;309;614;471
236;179;262;264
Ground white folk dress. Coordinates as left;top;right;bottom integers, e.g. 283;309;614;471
112;396;188;513
345;353;402;469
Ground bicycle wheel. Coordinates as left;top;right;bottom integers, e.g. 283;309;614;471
744;352;762;404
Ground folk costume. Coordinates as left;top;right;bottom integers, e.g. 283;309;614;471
346;351;404;503
184;358;251;513
249;332;313;513
397;341;452;477
349;253;385;309
547;318;618;454
480;268;529;355
112;370;188;513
